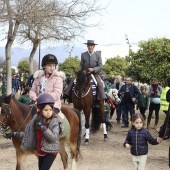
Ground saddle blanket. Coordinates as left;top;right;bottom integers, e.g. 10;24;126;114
73;79;97;100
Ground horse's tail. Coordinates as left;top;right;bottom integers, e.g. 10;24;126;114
90;106;101;133
72;108;82;157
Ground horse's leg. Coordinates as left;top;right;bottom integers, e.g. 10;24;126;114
100;99;108;141
15;149;24;170
84;108;91;144
66;135;78;170
59;137;68;170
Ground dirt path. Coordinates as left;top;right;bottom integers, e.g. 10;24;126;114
0;103;169;170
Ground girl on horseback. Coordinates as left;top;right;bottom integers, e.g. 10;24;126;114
4;93;62;170
29;54;65;114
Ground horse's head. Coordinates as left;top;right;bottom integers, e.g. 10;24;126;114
0;94;12;131
74;69;91;96
107;89;121;104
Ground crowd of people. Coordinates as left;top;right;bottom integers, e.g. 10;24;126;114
1;39;170;170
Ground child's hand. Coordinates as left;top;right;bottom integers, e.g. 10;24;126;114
125;144;131;148
157;137;162;143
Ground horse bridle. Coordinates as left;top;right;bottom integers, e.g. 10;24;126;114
0;103;12;133
111;91;120;102
0;103;34;134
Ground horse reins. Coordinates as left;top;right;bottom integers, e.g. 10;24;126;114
0;103;34;133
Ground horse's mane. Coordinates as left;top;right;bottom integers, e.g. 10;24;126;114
76;70;90;83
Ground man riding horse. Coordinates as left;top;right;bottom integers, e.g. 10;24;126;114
64;40;106;104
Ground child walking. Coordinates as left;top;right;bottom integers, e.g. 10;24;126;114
104;101;113;131
4;93;62;170
137;85;149;120
124;113;161;170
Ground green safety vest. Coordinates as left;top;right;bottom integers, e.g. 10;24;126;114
160;86;170;111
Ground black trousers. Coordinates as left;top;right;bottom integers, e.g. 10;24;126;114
38;154;56;170
148;103;160;120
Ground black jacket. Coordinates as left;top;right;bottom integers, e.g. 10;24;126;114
124;128;158;156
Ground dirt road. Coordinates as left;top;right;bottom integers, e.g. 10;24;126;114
0;103;169;170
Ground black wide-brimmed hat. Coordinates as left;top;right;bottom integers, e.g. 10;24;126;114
84;40;98;45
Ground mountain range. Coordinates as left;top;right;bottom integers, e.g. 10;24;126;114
0;46;86;66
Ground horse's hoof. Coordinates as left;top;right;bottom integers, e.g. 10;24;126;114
104;134;108;141
104;137;108;142
84;139;89;145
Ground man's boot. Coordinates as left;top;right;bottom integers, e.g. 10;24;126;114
154;118;159;129
147;117;151;129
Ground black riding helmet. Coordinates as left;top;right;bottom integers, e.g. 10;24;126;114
41;54;58;67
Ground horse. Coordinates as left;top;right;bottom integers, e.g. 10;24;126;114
72;70;107;144
0;94;81;170
106;88;121;105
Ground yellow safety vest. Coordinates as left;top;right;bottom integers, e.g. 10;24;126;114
160;86;170;111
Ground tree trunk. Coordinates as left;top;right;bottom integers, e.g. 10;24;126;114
29;42;39;75
5;41;13;95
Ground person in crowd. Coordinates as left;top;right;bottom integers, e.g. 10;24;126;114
147;78;162;129
24;72;30;84
29;54;65;114
108;74;115;86
156;78;170;134
0;81;7;95
118;76;140;128
111;75;125;123
12;74;20;95
160;78;170;115
18;87;31;104
124;113;161;170
137;85;149;121
4;93;62;170
27;74;34;87
2;73;6;83
64;40;106;104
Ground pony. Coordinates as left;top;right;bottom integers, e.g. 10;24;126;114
0;94;81;170
106;88;121;105
72;70;107;144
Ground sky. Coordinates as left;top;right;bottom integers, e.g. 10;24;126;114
1;0;170;48
73;0;170;47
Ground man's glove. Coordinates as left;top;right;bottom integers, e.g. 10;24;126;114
3;132;15;139
36;116;45;128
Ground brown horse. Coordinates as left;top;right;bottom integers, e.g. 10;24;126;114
0;94;81;170
72;70;107;144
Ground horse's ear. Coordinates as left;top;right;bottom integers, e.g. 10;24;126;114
4;94;12;104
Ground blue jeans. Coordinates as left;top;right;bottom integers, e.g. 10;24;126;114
122;103;135;126
116;103;122;121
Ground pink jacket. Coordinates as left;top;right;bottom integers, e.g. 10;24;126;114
29;70;65;110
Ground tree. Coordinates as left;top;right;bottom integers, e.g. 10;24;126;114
0;56;5;69
126;38;170;84
102;56;129;78
2;66;15;75
0;0;39;94
17;60;29;75
17;0;104;74
58;56;80;76
17;57;38;74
